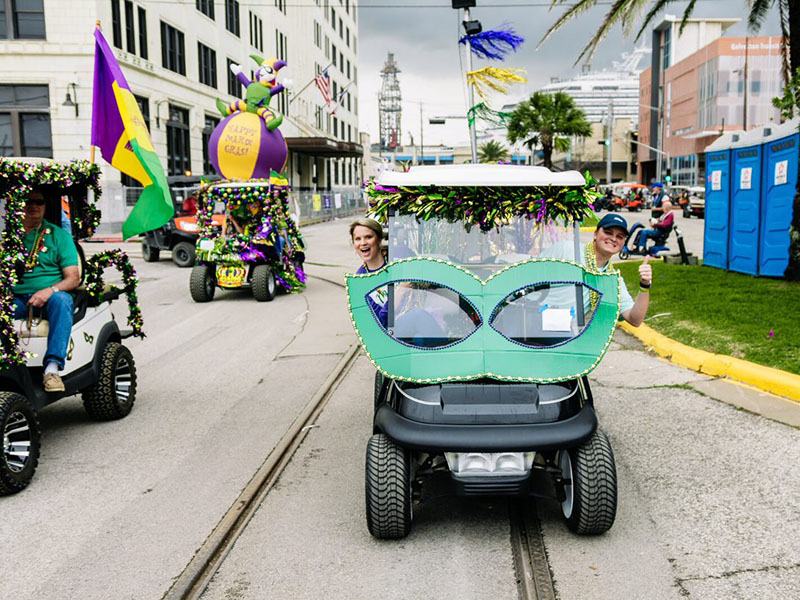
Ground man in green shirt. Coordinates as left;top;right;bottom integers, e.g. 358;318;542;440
13;191;80;392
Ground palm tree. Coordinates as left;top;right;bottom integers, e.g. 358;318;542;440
478;140;510;163
540;1;796;84
507;92;592;170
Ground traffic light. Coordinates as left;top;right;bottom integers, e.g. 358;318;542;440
665;169;672;183
597;139;610;146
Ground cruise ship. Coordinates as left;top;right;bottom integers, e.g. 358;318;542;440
539;46;651;122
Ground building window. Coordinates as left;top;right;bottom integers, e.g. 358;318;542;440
196;0;214;19
226;58;239;96
111;0;122;47
313;21;321;49
166;104;190;176
249;11;263;51
225;0;240;36
275;29;287;61
198;42;217;88
137;7;147;59
661;28;671;71
275;0;286;15
134;94;149;130
0;0;45;40
203;114;220;175
0;84;52;157
124;1;135;52
161;22;185;75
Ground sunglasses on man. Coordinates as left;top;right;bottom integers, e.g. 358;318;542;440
26;198;46;206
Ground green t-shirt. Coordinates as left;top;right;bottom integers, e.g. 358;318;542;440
13;219;79;295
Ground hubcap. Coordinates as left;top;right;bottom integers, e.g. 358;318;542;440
205;270;215;295
559;450;574;518
3;410;32;473
114;355;133;406
268;272;276;294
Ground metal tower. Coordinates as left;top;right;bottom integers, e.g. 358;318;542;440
379;53;402;151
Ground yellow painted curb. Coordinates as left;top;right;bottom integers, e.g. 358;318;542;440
619;322;800;403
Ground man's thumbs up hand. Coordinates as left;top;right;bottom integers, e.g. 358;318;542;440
639;255;653;286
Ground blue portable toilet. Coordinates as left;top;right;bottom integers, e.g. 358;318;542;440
703;131;744;270
759;118;799;277
729;126;771;275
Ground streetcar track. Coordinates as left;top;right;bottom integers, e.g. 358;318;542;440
510;500;557;600
162;342;360;600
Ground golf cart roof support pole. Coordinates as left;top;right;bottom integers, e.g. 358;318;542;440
606;100;613;185
463;7;478;164
572;221;585;327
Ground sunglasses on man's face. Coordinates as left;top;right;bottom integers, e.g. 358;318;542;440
26;198;46;206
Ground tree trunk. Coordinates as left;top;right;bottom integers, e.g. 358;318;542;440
542;144;553;169
786;3;800;280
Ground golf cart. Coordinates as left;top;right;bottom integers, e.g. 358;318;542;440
141;175;221;267
350;164;619;539
189;179;306;302
0;158;142;495
675;185;705;219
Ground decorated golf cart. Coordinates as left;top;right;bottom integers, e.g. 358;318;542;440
189;176;306;302
349;164;620;538
0;158;142;495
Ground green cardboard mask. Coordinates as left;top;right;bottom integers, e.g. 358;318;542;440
346;257;621;384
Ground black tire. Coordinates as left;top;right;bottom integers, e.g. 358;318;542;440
683;207;691;218
172;241;196;268
559;429;617;535
618;247;630;260
190;264;216;302
365;433;412;539
82;343;137;421
142;240;160;262
252;264;276;302
0;392;40;496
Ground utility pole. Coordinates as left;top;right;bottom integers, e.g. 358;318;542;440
419;102;424;165
462;7;478;163
606;100;613;185
743;36;749;130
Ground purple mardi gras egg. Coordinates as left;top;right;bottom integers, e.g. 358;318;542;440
208;112;288;180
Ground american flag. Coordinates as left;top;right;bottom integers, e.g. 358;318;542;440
314;69;332;107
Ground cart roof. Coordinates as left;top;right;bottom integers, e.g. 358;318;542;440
376;164;586;187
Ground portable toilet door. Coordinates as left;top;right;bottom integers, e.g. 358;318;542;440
729;127;769;275
759;118;799;277
703;131;743;270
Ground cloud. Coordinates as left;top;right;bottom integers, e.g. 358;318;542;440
357;0;781;146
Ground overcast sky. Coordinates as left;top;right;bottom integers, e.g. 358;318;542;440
356;0;780;147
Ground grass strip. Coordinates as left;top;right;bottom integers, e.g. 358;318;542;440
616;261;800;375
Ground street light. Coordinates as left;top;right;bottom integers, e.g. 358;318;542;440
62;82;79;118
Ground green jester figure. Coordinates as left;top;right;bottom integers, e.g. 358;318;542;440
216;55;287;130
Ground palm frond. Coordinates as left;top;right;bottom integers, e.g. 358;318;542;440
679;0;699;34
573;0;638;65
538;0;601;49
634;0;677;42
747;0;774;31
777;0;792;87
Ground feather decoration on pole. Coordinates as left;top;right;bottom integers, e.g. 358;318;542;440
467;102;514;129
466;67;527;101
459;25;525;61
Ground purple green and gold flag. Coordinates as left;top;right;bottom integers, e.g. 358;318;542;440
91;27;172;240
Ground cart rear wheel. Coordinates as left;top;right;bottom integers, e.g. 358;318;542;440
0;392;40;496
560;429;617;535
252;265;276;302
172;241;196;268
365;433;412;539
82;343;137;420
142;241;160;263
190;265;216;302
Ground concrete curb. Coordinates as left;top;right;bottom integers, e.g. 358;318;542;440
619;321;800;403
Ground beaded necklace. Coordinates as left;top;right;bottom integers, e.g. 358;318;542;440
24;224;48;273
583;242;616;311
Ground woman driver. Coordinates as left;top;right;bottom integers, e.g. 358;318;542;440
351;218;388;326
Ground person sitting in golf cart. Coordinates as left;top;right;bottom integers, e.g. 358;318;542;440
12;190;80;392
542;213;652;327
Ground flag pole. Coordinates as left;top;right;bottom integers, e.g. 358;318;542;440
90;20;101;163
288;61;334;105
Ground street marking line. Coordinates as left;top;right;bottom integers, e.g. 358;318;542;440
162;342;360;600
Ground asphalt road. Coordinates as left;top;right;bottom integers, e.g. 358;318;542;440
4;217;798;600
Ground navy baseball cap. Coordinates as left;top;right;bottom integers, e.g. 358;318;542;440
596;213;629;235
651;182;663;188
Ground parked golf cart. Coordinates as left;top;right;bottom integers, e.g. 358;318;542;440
0;158;143;495
351;164;619;539
189;178;306;302
141;175;221;267
672;185;705;219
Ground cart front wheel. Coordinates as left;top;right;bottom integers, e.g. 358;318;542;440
142;241;160;262
190;265;216;302
82;342;137;420
0;392;40;496
252;265;276;302
365;433;412;539
172;241;196;268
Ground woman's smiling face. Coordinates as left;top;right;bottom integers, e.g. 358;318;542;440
352;225;380;263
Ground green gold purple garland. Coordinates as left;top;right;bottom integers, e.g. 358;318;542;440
195;181;306;292
365;171;600;231
84;249;145;338
0;159;103;367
